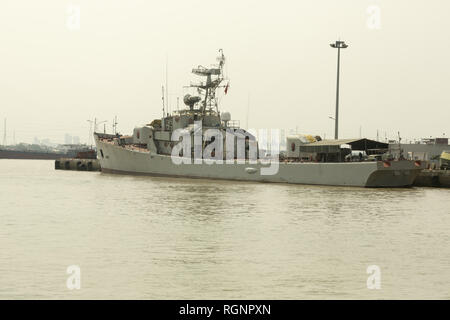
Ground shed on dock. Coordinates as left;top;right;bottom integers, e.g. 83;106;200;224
295;138;388;162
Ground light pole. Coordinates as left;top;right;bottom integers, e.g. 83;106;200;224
330;40;348;140
328;116;335;140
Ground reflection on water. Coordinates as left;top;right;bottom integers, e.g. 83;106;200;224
0;160;449;299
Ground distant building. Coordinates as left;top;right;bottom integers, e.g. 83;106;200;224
41;139;51;146
64;134;72;145
389;137;449;160
72;136;80;144
417;137;448;145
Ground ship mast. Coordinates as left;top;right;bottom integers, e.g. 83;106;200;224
187;49;226;115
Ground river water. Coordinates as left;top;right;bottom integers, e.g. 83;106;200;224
0;159;449;299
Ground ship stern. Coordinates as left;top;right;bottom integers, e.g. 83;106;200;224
365;160;423;187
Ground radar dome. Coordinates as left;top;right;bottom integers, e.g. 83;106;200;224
221;112;231;122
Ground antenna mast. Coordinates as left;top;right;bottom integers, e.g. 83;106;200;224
162;85;165;117
398;131;404;159
246;93;250;130
166;54;169;115
112;116;118;135
3;118;6;146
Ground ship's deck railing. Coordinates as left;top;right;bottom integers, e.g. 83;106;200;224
223;120;240;128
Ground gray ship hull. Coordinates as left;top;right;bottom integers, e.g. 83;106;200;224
95;137;421;187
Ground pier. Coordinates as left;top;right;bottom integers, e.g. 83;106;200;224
55;158;101;171
414;169;450;188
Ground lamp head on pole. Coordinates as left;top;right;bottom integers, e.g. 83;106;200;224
330;40;348;49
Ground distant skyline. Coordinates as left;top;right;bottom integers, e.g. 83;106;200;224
1;0;449;144
0;118;82;146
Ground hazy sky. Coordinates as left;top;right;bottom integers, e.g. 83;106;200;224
1;0;449;144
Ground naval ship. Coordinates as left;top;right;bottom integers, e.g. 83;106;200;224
94;50;423;187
